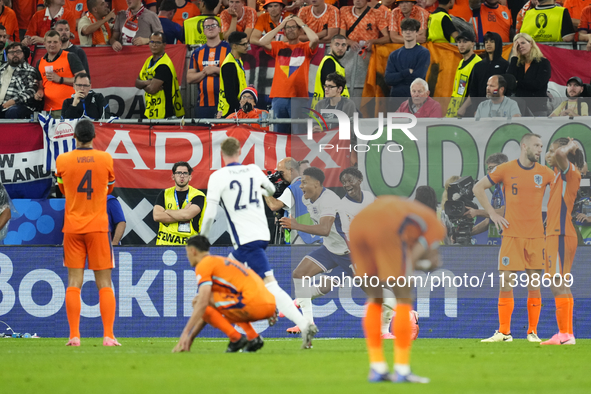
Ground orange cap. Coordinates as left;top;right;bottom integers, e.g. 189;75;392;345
263;0;285;8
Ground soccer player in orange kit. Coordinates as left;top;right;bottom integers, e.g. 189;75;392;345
541;138;585;345
349;196;446;383
55;119;118;347
173;235;276;353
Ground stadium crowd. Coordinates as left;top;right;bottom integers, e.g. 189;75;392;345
0;0;589;122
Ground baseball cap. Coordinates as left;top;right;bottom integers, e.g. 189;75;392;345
263;0;284;8
241;87;258;103
567;76;584;86
456;30;476;43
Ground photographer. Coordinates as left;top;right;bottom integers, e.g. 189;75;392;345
466;153;508;245
264;158;321;245
225;87;269;131
442;175;479;245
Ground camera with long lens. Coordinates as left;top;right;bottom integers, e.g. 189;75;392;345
443;176;478;245
573;175;591;220
267;171;289;198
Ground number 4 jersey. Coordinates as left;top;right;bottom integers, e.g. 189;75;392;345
56;147;115;233
202;163;276;248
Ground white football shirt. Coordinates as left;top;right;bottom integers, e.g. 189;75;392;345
201;163;275;248
303;188;349;255
339;190;376;241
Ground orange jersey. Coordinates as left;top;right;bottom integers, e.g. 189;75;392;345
563;0;591;19
220;6;258;33
580;5;591;30
487;159;554;238
477;3;512;42
449;0;472;21
56;148;115;234
111;0;158;13
0;6;19;42
13;0;37;30
172;1;201;27
196;255;272;308
340;6;388;42
298;4;340;33
265;41;317;98
26;7;78;40
374;4;390;20
253;11;292;36
546;164;581;237
389;5;429;35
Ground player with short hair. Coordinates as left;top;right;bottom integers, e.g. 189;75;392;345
55;119;118;347
173;235;275;353
541;138;584;345
473;133;555;343
200;137;318;349
350;195;446;383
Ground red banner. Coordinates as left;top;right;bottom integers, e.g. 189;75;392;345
31;44;187;88
538;44;591;86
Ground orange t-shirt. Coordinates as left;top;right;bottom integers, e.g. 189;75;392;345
487;159;554;238
226;108;270;131
298;4;340;33
172;1;201;27
265;41;317;98
111;0;158;13
56;148;115;234
476;3;513;42
195;255;270;306
580;4;591;30
563;0;591;19
0;6;19;42
388;5;429;35
374;4;390;20
449;0;473;21
26;7;78;41
220;6;258;32
253;10;292;39
546;164;581;237
13;0;37;30
340;6;388;42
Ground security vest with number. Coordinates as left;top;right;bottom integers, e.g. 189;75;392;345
312;55;350;109
139;53;185;119
521;5;564;42
446;54;481;117
428;11;456;43
156;186;207;245
218;53;246;117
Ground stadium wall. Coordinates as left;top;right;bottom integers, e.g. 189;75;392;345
1;246;589;339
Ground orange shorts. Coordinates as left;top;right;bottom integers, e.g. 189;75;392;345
545;235;577;276
214;288;275;323
349;222;412;281
498;236;545;271
63;232;114;271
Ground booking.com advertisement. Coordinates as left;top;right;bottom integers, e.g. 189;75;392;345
1;246;590;339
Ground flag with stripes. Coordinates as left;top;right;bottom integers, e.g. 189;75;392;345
39;115;79;172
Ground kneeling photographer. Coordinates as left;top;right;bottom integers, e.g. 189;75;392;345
465;153;508;245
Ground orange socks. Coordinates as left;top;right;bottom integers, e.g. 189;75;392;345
99;287;116;339
393;304;412;366
555;296;569;334
65;287;81;339
527;290;542;334
363;302;385;364
567;297;574;335
498;290;514;335
203;306;242;342
236;322;258;340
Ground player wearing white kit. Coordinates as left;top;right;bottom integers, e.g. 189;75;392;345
200;137;318;349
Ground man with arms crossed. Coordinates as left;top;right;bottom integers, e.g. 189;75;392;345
55;119;118;347
473;133;554;342
200;137;318;349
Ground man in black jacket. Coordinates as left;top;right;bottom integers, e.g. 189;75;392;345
62;73;109;120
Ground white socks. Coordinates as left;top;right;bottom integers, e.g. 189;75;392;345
265;281;308;329
381;297;396;335
297;298;314;324
370;362;388;375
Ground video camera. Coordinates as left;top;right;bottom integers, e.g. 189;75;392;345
267;171;289;198
573;175;591;219
443;176;478;245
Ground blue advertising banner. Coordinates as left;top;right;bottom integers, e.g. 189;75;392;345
0;246;589;339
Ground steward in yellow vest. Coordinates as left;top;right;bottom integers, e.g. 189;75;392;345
153;162;207;246
218;31;248;117
446;31;481;117
184;15;223;45
136;32;185;119
520;2;575;42
427;0;459;43
312;35;350;109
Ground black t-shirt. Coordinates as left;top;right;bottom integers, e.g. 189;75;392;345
154;63;174;118
155;189;205;232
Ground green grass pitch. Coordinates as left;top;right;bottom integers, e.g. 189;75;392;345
2;338;590;394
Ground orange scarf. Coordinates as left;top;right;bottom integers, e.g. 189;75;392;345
87;12;111;45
